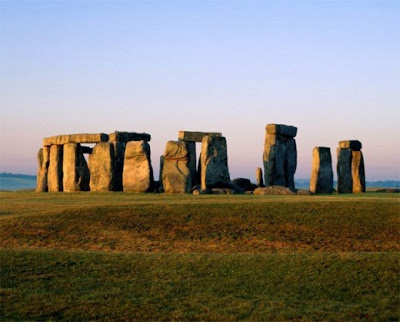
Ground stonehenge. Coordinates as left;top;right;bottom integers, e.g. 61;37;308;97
310;147;333;194
36;128;366;195
263;124;297;191
337;140;365;193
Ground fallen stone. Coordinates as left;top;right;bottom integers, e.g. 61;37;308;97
352;150;366;193
63;143;90;192
43;133;108;146
178;131;222;142
253;186;296;195
201;136;230;190
48;145;63;192
297;189;312;196
36;147;49;192
232;178;253;191
123;141;154;192
310;147;333;194
256;167;264;187
245;191;254;195
337;148;353;193
211;188;226;194
89;142;115;192
266;124;297;137
339;140;362;151
108;131;151;142
162;141;192;194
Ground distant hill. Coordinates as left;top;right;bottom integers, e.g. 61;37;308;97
0;173;36;191
1;172;399;191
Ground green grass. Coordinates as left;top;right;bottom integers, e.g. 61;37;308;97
1;191;399;320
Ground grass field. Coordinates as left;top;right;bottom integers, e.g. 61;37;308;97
1;191;399;320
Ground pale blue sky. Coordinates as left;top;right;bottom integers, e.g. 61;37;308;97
1;0;399;180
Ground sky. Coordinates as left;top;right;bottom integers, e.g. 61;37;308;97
1;0;399;181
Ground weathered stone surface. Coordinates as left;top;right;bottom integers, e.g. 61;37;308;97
43;133;108;146
337;148;353;193
36;147;49;192
162;141;192;194
339;140;362;151
178;131;222;142
253;186;296;195
297;189;312;196
187;142;197;187
232;178;253;191
310;147;333;194
48;145;63;192
352;150;366;193
263;134;286;187
111;141;126;191
89;143;115;192
108;131;151;142
63;144;90;192
285;138;297;191
201;136;230;190
256;167;264;187
123;141;153;192
266;124;297;137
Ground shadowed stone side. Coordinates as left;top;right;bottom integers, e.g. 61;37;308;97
110;141;126;191
339;140;362;151
36;147;49;192
108;131;151;142
187;142;197;187
89;143;115;192
48;145;63;192
352;150;366;193
178;131;222;142
63;143;90;192
162;141;192;194
256;167;264;187
310;147;333;194
285;138;297;191
337;148;353;193
266;124;297;137
159;156;164;189
123;141;154;192
201;136;230;190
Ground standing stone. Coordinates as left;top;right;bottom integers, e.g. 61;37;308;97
263;124;297;190
337;148;353;193
310;147;333;194
110;141;126;191
201;136;230;190
123;141;154;192
159;155;164;188
162;141;192;194
63;144;90;192
263;134;287;187
352;150;366;193
285;138;297;191
48;145;63;192
36;147;49;192
256;167;264;187
89;142;115;192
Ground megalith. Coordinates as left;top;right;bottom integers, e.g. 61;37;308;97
256;167;264;187
123;141;154;192
310;147;333;194
36;147;49;192
89;142;115;192
63;143;90;192
200;136;230;190
337;140;365;193
47;145;63;192
110;141;126;191
162;141;192;194
263;124;297;190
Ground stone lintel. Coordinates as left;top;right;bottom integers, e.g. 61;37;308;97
43;133;108;146
265;124;297;137
338;140;362;151
108;131;151;142
178;131;222;142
